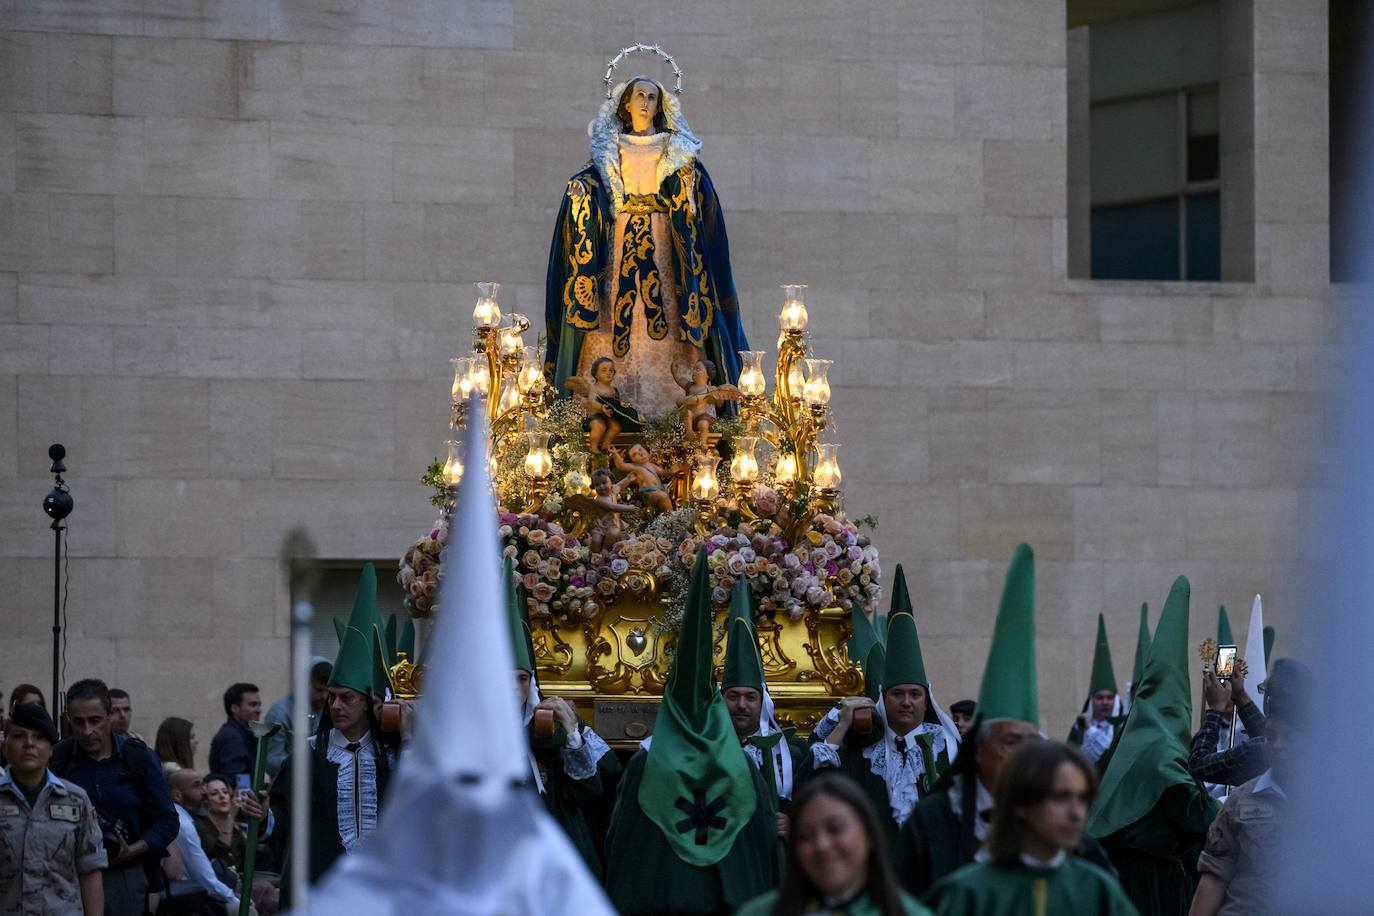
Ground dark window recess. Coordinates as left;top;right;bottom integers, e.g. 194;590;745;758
1090;199;1181;280
1187;135;1220;183
1185;192;1221;281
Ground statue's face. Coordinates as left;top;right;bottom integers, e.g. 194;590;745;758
624;80;660;134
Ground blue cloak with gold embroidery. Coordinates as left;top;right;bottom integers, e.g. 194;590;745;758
543;158;749;399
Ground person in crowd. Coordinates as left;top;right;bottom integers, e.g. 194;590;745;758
504;560;621;878
1067;614;1122;765
925;742;1138;915
799;566;960;850
165;768;248;915
8;683;45;714
262;659;331;778
0;702;106;916
197;773;280;915
1088;577;1216;916
50;678;180;916
270;565;399;887
155;716;199;775
895;545;1116;897
735;773;932;916
1189;667;1266;794
209;683;262;780
602;549;778;916
721;581;806;841
1189;659;1310;916
948;700;975;739
107;688;147;743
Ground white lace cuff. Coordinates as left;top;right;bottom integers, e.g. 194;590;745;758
810;742;841;769
562;726;610;781
812;707;841;742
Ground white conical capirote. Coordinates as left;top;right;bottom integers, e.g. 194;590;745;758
301;397;617;915
1236;594;1266;743
407;398;525;792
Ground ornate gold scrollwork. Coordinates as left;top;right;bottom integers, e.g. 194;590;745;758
801;607;862;697
530;617;574;676
757;618;796;677
389;653;423;699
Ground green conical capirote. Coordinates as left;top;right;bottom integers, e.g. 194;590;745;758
1132;602;1151;685
330;564;382;696
1089;614;1118;695
371;624;394;698
721;582;765;692
330;625;375;696
638;548;757;866
504;558;534;673
384;614;399;663
889;563;914;615
864;643;887;703
398;619;415;661
847;604;882;676
1217;606;1234;645
975;543;1038;725
884;610;930;689
1089;576;1196;838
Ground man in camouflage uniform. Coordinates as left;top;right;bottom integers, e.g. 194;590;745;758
0;703;107;915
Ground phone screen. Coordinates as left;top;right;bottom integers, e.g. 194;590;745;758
1216;644;1238;680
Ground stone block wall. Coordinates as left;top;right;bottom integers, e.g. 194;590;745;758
0;0;1331;746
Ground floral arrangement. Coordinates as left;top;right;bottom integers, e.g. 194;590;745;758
398;519;447;618
595;533;674;599
795;513;882;615
673;512;880;624
498;511;598;619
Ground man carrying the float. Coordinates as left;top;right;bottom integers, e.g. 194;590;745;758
505;558;621;879
271;564;399;887
721;581;807;842
1068;614;1123;766
602;548;778;916
797;564;960;851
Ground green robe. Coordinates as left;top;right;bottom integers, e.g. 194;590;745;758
796;730;950;854
1096;783;1216;916
735;888;932;916
894;785;1119;898
530;720;622;880
269;734;395;888
604;747;779;916
925;858;1139;916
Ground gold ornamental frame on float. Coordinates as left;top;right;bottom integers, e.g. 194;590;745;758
531;579;862;749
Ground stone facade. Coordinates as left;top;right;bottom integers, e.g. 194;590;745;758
0;0;1331;747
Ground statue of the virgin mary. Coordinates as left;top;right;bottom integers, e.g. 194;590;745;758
543;65;749;415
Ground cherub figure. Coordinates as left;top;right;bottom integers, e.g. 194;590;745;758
586;468;639;557
565;356;643;454
673;358;742;448
611;443;675;514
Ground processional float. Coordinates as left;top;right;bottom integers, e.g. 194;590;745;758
391;45;881;745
